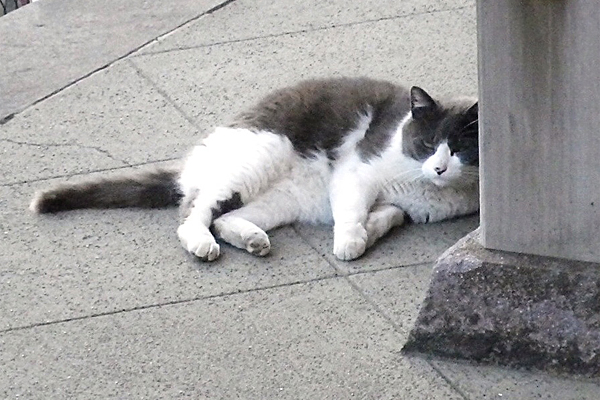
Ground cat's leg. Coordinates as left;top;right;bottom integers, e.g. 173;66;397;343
365;204;406;248
212;210;272;257
177;128;295;261
177;193;223;261
213;153;331;257
330;176;378;261
212;185;305;257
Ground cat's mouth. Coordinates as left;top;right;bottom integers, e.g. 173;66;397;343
428;171;478;188
422;166;457;187
429;176;453;187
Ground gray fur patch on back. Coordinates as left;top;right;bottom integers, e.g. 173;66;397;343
356;92;411;160
229;77;410;160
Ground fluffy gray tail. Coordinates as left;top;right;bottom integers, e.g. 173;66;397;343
30;166;182;213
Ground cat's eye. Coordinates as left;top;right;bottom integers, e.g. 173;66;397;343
423;141;434;150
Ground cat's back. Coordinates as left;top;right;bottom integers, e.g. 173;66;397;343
230;77;410;158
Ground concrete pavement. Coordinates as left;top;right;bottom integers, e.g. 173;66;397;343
1;0;599;398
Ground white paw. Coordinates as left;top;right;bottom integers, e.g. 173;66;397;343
243;230;271;257
333;223;368;261
177;222;220;261
366;213;387;234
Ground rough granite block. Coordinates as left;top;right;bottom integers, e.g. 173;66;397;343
403;229;600;375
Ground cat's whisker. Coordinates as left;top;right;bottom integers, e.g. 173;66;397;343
462;118;478;130
394;168;423;178
377;170;425;189
377;166;423;177
458;118;479;135
377;168;424;184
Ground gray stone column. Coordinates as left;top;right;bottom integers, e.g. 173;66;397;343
404;0;600;375
478;0;600;264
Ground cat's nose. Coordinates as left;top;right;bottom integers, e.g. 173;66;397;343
434;166;447;175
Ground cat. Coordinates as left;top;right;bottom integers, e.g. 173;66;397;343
30;77;479;262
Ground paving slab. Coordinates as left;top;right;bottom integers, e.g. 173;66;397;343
130;7;478;127
0;0;225;119
1;178;336;330
295;215;479;274
138;0;473;55
0;279;463;400
0;61;201;185
5;0;595;397
433;359;600;399
349;264;600;397
348;265;438;341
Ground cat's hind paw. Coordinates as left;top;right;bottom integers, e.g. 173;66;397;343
177;222;220;261
244;230;271;257
213;216;271;257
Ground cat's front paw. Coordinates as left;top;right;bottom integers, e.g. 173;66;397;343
333;223;368;261
177;222;220;261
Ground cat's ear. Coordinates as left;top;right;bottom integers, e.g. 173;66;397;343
466;101;478;117
410;86;437;119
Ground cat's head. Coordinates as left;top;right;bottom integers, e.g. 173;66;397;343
402;87;479;187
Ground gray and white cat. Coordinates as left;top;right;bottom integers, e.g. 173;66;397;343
30;77;479;261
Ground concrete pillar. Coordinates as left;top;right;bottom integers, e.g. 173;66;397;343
478;0;600;263
404;0;600;375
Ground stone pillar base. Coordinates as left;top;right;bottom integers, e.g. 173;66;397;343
403;229;600;376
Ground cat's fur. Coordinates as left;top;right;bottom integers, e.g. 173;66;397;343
30;77;479;261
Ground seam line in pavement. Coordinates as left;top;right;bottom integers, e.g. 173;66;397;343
0;138;125;165
127;59;204;132
0;261;432;335
0;272;341;334
0;157;180;187
1;0;239;122
134;5;471;57
294;225;471;399
343;269;471;400
292;224;439;275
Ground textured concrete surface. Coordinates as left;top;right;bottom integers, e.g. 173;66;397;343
0;0;224;119
296;216;479;275
2;0;600;398
137;0;473;55
1;179;335;330
130;6;477;127
404;229;600;375
1;280;464;399
0;63;199;184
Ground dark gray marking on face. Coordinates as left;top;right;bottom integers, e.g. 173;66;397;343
402;90;479;166
447;102;479;166
402;116;440;161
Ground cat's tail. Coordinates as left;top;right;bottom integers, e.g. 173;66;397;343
30;166;182;213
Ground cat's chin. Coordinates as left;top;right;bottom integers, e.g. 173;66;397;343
429;177;455;187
